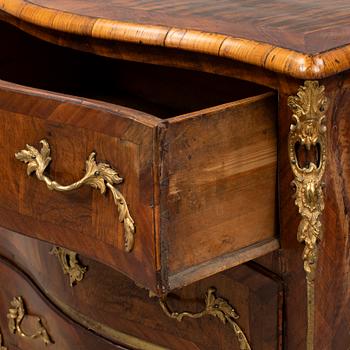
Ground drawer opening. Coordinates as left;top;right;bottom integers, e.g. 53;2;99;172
0;21;271;119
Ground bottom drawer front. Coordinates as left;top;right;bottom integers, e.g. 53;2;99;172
0;228;282;350
0;257;126;350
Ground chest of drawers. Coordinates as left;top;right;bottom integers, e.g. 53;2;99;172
0;1;350;349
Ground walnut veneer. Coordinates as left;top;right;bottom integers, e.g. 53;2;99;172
0;1;349;349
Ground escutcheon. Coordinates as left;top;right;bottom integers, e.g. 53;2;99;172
288;80;328;350
50;246;87;287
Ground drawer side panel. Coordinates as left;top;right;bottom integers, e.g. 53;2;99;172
163;93;277;278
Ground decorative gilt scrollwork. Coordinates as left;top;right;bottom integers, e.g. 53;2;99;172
288;80;328;350
50;247;87;287
15;140;135;252
159;287;251;350
7;296;53;345
0;329;7;350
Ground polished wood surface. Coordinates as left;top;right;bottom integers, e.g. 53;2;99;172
0;20;270;118
0;28;278;294
272;74;350;349
29;0;350;53
317;75;350;349
0;19;281;94
0;79;159;292
2;2;350;349
2;0;350;78
0;256;127;350
0;228;283;350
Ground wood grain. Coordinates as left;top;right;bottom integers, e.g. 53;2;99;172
0;51;278;293
312;75;350;349
0;15;282;91
26;0;350;53
2;1;350;349
0;79;159;292
0;20;269;119
275;74;350;349
1;0;350;79
0;255;127;350
0;228;283;350
162;93;277;278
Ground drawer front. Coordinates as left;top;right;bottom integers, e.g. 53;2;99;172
0;256;128;350
0;81;157;290
0;228;283;350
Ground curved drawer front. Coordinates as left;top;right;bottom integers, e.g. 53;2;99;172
0;229;282;350
0;77;278;293
0;256;128;350
0;81;158;290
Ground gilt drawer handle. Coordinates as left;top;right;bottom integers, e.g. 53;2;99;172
15;140;135;252
159;287;251;350
7;296;53;345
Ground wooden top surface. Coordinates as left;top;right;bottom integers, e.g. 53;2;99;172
29;0;350;54
2;0;350;78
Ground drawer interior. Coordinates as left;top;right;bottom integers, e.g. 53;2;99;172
0;21;270;119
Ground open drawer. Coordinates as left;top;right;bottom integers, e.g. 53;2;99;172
0;21;278;294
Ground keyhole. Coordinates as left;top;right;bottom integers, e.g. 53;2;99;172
294;141;321;169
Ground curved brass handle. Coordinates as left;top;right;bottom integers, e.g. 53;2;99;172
7;296;53;345
15;140;135;252
159;287;251;350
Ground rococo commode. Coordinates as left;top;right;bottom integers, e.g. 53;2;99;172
0;1;349;349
